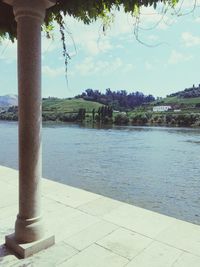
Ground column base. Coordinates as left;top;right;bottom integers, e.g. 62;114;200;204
5;233;55;258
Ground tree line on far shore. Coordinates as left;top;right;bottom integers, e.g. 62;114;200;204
2;104;200;127
75;88;155;111
0;105;114;124
114;112;200;127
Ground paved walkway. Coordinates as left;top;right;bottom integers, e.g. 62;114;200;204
1;166;200;266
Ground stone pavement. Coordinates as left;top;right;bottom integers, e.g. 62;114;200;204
1;166;200;266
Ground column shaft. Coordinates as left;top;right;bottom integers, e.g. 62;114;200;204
13;0;46;243
18;16;42;220
4;0;56;254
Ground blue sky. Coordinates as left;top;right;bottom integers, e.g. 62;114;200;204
1;0;200;98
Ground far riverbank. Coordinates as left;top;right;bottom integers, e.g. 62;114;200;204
1;110;200;128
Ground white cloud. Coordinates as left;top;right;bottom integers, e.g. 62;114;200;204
0;28;60;63
107;9;134;36
62;7;175;57
168;50;192;64
42;65;65;77
83;36;112;55
195;17;200;23
62;17;114;56
122;63;134;73
137;5;178;31
42;37;60;54
177;0;200;9
148;35;159;41
145;61;154;70
0;40;17;62
75;57;134;76
0;34;60;63
182;32;200;47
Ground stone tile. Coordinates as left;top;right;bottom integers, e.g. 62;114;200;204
65;221;118;251
11;242;78;267
43;198;80;217
42;179;100;208
0;205;17;220
58;244;129;267
2;166;200;267
46;211;99;243
0;182;17;208
0;244;18;267
103;204;175;238
0;242;78;267
156;220;200;256
0;216;15;244
97;228;153;260
10;259;33;267
78;197;123;217
173;252;200;267
0;166;18;186
126;241;182;267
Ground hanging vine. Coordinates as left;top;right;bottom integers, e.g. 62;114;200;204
3;0;196;75
56;13;71;76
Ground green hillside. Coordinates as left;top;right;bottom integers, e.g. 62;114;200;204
156;96;200;106
154;84;200;107
0;97;105;122
42;98;103;113
41;98;105;122
127;94;200;127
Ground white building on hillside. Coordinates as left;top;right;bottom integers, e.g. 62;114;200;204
153;105;172;112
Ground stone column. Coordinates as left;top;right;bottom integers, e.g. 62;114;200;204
4;0;56;258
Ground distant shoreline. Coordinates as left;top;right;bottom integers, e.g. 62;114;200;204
1;119;200;129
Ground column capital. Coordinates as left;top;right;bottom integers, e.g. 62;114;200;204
3;0;56;8
3;0;56;21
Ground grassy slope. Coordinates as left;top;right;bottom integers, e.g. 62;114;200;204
42;98;103;113
155;96;200;105
129;96;200;116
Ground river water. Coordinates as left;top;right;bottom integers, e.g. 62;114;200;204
1;121;200;224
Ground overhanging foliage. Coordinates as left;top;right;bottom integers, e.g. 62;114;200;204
0;0;179;41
